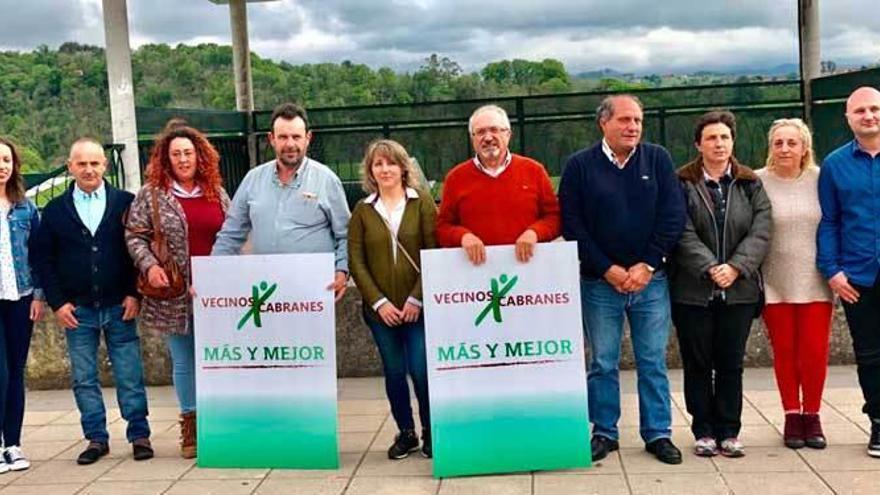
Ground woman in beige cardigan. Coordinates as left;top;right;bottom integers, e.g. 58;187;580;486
757;118;833;450
348;139;437;460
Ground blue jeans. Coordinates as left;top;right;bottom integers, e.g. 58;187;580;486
363;311;430;432
0;295;33;447
164;332;195;414
65;305;150;443
581;273;673;443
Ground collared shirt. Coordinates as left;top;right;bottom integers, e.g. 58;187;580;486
171;181;204;198
601;138;637;169
363;187;422;311
817;139;880;286
702;164;735;264
211;158;351;272
73;182;106;236
472;150;512;178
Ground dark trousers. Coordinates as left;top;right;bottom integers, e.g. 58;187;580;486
0;295;33;447
363;311;430;432
672;301;756;440
842;277;880;419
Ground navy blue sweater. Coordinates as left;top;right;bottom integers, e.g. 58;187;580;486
33;183;138;311
558;141;686;279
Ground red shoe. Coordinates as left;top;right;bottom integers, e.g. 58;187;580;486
802;414;826;449
783;413;805;449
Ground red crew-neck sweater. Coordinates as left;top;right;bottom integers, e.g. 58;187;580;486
436;154;561;247
176;196;225;256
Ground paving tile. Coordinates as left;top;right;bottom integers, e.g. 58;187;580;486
338;414;387;433
98;458;194;481
264;453;360;479
183;467;270;480
339;432;375;453
346;476;438;495
253;477;347;495
627;473;729;495
163;479;259;494
26;424;85;442
13;458;122;485
722;472;831;494
620;448;715;474
534;473;630;495
438;474;531;494
819;470;880;495
822;388;869;406
711;446;809;473
810;421;871;445
20;441;79;461
0;461;39;485
337;399;390;416
736;424;782;447
23;411;67;427
0;483;86;494
78;480;172;494
799;444;880;471
356;451;432;477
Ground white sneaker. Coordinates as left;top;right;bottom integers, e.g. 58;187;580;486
4;446;30;471
0;458;8;474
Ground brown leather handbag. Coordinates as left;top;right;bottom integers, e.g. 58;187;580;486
135;189;186;300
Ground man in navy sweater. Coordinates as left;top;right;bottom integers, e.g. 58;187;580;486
559;95;686;464
33;138;152;465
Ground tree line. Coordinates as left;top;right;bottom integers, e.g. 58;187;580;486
0;43;577;171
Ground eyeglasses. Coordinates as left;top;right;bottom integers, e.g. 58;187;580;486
471;126;510;138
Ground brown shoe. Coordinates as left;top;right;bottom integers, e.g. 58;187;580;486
132;437;154;461
180;411;197;459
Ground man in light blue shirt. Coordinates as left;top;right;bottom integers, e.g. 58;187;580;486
212;103;351;299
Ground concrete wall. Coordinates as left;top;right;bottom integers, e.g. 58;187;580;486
26;287;854;390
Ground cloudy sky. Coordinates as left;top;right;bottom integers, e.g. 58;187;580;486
0;0;877;74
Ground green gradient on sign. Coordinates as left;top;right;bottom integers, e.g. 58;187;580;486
432;395;590;478
197;397;338;469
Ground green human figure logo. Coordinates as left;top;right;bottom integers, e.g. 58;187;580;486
474;273;519;326
237;281;278;330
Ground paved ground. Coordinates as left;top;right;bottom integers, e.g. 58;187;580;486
3;365;878;494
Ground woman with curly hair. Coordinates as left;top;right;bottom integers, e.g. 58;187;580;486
125;123;229;459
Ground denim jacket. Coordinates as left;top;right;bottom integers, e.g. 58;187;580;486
7;198;42;300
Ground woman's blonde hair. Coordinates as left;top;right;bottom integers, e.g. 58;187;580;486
764;118;816;171
360;139;420;194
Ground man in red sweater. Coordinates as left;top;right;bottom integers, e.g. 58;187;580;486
436;104;560;264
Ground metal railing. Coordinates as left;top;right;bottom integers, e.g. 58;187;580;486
23;144;127;208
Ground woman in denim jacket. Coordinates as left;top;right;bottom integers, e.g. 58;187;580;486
0;137;44;473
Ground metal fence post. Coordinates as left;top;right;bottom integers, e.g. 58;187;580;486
516;97;526;155
657;108;668;148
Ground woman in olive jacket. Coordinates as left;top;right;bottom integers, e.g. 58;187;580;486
670;111;772;459
348;139;437;460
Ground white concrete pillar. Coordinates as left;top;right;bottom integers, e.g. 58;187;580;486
102;0;141;191
799;0;821;124
228;0;257;166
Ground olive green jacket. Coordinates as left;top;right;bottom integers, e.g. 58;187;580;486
348;190;437;314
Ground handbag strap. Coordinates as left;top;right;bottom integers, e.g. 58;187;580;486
372;204;420;275
149;188;170;263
